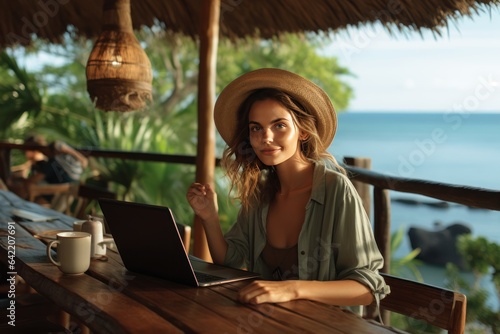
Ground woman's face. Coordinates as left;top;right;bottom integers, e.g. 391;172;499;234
248;99;304;166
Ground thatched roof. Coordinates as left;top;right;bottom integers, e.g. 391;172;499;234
1;0;499;48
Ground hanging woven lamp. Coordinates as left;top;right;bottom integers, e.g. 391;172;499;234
86;0;152;112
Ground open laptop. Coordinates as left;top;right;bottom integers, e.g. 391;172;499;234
98;198;260;287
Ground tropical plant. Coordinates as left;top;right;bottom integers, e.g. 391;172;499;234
390;226;423;280
0;51;43;134
445;235;500;333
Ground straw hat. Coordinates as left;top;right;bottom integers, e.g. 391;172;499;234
214;68;337;149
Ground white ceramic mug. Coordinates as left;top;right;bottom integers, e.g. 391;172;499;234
46;231;91;275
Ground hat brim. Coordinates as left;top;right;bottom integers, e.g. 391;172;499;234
214;68;337;149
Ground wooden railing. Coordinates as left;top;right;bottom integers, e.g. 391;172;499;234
2;141;500;272
343;157;500;275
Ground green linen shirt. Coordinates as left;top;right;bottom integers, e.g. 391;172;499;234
223;162;389;302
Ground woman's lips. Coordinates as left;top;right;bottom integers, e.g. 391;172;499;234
260;148;280;155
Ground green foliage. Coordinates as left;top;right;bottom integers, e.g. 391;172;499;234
445;235;500;333
0;51;42;136
387;230;500;334
79;108;200;224
390;226;424;281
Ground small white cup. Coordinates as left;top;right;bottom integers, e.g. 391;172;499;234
46;232;91;275
73;220;86;232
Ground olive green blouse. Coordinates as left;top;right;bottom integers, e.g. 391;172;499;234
223;163;390;305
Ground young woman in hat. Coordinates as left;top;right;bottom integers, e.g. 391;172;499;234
187;68;389;308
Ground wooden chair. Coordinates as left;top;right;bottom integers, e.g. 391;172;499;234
177;223;192;254
72;183;117;219
28;182;80;214
10;161;32;179
0;178;7;191
380;273;467;334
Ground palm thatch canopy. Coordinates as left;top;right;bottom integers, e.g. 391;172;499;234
0;0;499;48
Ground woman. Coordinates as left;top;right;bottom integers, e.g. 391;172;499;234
187;68;389;309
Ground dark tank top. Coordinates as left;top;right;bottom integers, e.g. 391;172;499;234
261;240;299;280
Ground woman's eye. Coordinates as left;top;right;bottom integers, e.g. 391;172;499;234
275;123;286;129
249;125;261;132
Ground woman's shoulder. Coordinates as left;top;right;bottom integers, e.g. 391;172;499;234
321;164;350;181
319;164;357;193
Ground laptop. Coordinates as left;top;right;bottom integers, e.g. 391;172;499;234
98;198;260;287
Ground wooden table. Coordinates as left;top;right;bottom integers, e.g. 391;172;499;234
0;190;406;333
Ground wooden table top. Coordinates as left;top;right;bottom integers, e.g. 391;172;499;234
0;189;406;333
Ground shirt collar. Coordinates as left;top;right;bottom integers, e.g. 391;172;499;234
310;162;326;205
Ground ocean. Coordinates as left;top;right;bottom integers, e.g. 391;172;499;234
328;111;500;308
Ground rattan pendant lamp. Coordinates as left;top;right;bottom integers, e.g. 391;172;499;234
86;0;152;112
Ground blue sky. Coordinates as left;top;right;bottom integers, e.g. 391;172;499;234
324;8;500;112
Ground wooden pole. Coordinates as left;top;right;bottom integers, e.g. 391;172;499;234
0;148;11;183
192;0;220;261
373;187;391;274
373;186;391;324
344;157;371;217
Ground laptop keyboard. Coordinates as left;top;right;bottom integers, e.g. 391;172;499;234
195;272;224;283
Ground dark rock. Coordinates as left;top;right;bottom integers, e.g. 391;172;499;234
408;223;472;270
393;198;421;205
393;198;450;209
423;201;450;209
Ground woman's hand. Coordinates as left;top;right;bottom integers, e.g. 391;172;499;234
186;182;228;264
237;280;300;304
186;183;218;222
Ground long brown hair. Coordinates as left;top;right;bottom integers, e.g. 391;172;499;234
221;88;345;212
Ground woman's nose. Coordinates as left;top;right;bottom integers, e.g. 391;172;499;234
262;128;273;143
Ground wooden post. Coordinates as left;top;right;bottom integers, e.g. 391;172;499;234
363;186;391;322
0;148;11;183
344;157;371;217
373;186;391;324
345;157;391;322
373;187;391;274
192;0;220;261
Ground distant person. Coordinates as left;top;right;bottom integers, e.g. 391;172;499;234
8;135;88;203
9;135;47;180
187;68;389;311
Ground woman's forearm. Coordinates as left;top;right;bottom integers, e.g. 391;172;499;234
296;279;373;306
201;217;228;264
237;278;374;306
